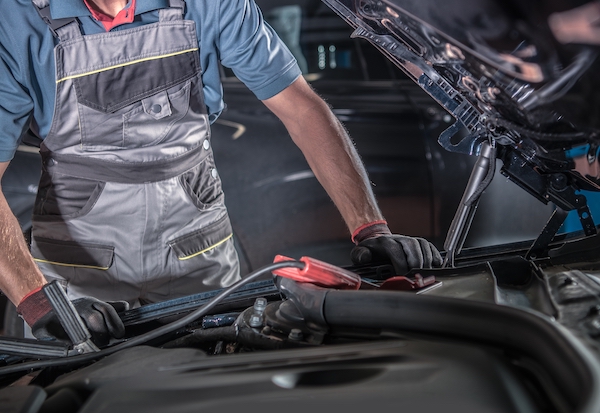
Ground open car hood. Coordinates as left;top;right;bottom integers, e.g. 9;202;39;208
322;0;600;262
322;0;600;154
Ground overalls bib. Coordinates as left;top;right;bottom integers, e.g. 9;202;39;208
29;0;240;305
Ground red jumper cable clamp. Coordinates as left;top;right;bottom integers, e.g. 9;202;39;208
272;255;438;292
272;255;361;290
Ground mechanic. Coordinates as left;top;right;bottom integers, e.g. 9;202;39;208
0;0;442;344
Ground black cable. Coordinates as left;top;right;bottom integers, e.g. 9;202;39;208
0;260;305;377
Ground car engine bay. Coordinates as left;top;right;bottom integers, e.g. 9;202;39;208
3;0;600;412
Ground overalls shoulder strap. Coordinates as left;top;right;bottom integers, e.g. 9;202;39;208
160;0;186;21
31;0;80;40
32;0;188;39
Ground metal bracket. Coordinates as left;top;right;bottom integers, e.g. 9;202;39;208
526;208;570;260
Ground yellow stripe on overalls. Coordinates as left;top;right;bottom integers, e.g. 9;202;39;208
56;48;199;83
33;258;110;270
177;234;233;261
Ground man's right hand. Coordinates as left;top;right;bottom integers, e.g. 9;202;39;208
17;287;127;347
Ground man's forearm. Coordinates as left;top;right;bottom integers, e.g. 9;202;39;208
265;78;442;272
0;187;46;305
287;103;383;231
263;77;384;232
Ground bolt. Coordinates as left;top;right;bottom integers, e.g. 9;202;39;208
261;326;272;335
249;314;263;328
288;328;303;341
253;297;267;314
551;174;568;191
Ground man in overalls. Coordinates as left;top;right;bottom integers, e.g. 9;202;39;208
0;0;441;344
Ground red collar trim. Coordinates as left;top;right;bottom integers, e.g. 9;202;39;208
83;0;137;31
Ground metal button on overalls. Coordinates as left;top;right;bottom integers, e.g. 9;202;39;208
29;0;240;305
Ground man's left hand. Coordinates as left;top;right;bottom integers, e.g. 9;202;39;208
350;220;442;275
352;234;442;275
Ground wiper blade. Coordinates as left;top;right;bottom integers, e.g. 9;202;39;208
120;279;281;326
0;337;68;359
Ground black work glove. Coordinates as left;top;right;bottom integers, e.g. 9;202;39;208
351;221;442;275
17;287;128;347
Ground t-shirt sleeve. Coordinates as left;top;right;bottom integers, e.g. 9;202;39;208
0;40;34;163
217;0;302;100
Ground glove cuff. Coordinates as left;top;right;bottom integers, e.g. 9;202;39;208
351;220;391;244
16;286;53;327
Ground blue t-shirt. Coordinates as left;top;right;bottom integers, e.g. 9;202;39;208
0;0;301;162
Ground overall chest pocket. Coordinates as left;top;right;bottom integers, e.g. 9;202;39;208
73;48;200;152
76;80;191;151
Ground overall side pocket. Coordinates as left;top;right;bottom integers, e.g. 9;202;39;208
179;155;224;210
31;237;114;270
33;172;105;221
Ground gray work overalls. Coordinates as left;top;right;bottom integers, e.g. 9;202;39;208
29;0;240;306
